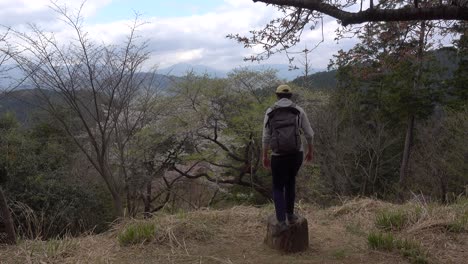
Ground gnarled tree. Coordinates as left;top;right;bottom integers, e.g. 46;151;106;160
168;71;281;200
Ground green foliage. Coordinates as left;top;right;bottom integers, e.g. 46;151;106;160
368;232;428;264
44;238;78;258
447;212;468;233
368;232;395;251
118;222;156;246
292;70;337;90
331;248;347;259
453;196;468;209
11;181;114;238
394;239;429;264
375;210;408;231
334;46;444;126
0;114;114;238
0;112;19;130
315;19;468;200
446;33;468;110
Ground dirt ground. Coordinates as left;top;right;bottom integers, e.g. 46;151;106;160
1;199;466;264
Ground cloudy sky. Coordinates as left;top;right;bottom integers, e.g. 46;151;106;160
0;0;358;72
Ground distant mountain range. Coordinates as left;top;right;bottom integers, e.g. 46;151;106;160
0;63;323;91
158;63;325;81
0;69;333;125
2;47;462;125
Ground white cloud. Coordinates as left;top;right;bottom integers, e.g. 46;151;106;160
175;48;204;62
0;0;113;26
0;0;355;71
0;0;49;13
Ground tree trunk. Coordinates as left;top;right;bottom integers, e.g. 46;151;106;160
398;114;415;199
438;172;448;203
0;187;16;244
144;181;152;218
106;175;124;217
264;214;309;253
398;21;426;201
111;192;124;218
100;166;124;218
126;190;134;217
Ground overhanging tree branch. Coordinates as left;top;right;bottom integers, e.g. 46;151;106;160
253;0;468;26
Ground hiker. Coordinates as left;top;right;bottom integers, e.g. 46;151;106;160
262;84;314;234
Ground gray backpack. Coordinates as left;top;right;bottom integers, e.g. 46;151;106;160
266;104;301;154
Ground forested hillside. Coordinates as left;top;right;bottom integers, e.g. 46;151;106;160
292;70;337;90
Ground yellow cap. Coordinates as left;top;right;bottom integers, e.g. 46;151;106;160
275;84;292;94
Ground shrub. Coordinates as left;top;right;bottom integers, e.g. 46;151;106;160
10;183;114;239
368;232;428;264
368;232;395;251
118;222;156;246
375;210;407;231
394;239;429;264
447;212;468;233
45;238;78;258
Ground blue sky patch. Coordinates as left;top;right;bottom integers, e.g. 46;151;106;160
89;0;222;22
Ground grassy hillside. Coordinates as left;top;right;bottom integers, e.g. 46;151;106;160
1;198;466;263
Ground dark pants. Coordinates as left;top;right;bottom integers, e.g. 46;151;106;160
271;152;303;222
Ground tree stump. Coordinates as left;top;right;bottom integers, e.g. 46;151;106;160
264;214;309;253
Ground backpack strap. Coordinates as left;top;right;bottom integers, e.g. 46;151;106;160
265;105;279;128
265;107;273;128
287;103;301;130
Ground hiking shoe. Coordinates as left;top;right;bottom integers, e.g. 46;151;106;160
287;213;299;224
272;221;289;237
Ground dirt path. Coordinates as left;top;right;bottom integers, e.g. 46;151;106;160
111;205;409;264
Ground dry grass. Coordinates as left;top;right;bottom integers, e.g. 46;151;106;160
329;197;467;264
1;234;116;264
0;198;466;264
